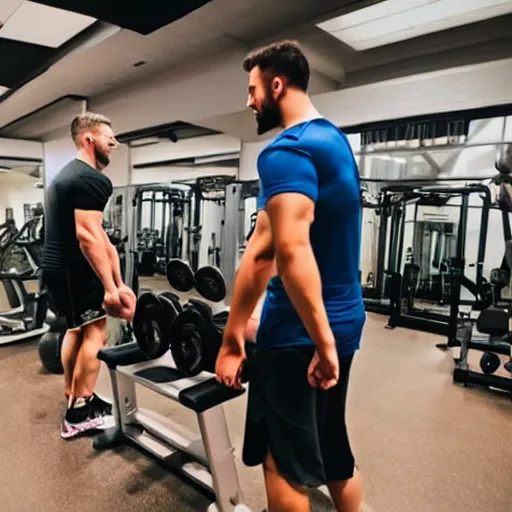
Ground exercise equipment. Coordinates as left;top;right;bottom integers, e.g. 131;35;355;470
132;291;180;359
92;341;252;511
38;314;67;374
479;351;501;375
0;273;50;344
194;265;227;303
133;185;194;276
451;146;512;393
0;219;17;249
166;258;195;292
0;215;43;277
170;302;253;380
91;258;253;510
381;183;491;348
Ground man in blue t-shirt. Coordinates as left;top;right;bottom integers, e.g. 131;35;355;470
215;40;365;512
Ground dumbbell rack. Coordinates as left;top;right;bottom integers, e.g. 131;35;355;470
93;341;250;512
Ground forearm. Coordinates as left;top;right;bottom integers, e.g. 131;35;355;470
277;244;335;353
108;243;124;287
225;253;275;338
80;239;117;293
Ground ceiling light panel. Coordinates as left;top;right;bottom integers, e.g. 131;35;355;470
0;0;23;25
317;0;512;50
0;1;96;48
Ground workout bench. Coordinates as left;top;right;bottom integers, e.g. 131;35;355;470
93;341;251;512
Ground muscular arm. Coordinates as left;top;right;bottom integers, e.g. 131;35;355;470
224;210;276;348
75;210;116;293
102;232;124;287
266;193;335;355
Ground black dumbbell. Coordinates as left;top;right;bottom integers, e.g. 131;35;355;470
132;291;182;359
170;302;254;381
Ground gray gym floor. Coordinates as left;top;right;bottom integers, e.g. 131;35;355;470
0;278;510;512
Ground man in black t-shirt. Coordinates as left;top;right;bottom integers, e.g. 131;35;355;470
41;112;136;440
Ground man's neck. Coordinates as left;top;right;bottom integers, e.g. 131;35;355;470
76;148;98;170
281;91;321;130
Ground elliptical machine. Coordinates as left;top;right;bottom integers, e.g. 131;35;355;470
0;216;52;345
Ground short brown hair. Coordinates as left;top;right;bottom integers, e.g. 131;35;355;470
242;40;310;92
71;112;112;145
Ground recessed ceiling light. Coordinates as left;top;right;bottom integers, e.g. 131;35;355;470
317;0;512;51
0;1;96;48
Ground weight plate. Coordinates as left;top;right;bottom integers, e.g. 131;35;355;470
479;351;501;375
188;298;213;321
158;294;180;324
194;265;227;302
166;259;195;292
160;291;182;313
170;306;222;376
133;292;172;359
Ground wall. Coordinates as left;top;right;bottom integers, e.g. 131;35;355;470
0;138;43;160
131;134;240;168
104;143;130;187
43;137;78;187
0;172;44;227
132;165;236;186
315;58;512;129
238;140;269;181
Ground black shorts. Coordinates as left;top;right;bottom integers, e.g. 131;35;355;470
243;345;356;489
41;264;106;330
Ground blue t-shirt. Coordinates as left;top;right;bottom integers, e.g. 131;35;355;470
256;118;365;357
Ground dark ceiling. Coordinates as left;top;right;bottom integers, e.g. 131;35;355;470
30;0;214;35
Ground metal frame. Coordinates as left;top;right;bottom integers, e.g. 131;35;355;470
361;198;394;315
453;316;512;393
387;184;491;346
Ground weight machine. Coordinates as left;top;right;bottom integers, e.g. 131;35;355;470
188;175;237;273
133;184;194;276
385;183;491;347
361;190;400;316
219;180;259;292
451;145;512;393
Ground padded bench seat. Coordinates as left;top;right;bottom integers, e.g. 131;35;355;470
98;342;245;413
98;341;150;368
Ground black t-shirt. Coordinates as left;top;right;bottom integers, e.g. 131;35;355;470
41;159;113;270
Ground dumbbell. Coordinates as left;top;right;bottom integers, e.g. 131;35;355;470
165;258;227;304
132;290;183;359
169;300;254;380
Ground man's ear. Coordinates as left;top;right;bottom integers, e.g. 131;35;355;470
272;76;285;100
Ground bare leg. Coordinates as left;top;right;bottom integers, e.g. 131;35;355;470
263;451;310;512
61;327;83;401
327;470;363;512
71;318;107;399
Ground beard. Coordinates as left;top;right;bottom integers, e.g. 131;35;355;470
94;145;110;168
255;92;282;135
